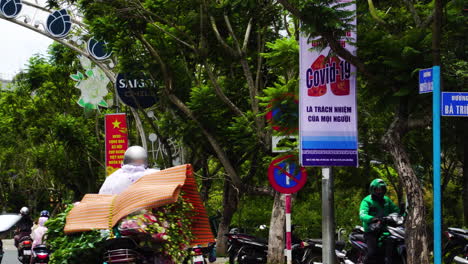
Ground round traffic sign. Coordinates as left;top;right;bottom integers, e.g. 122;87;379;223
265;93;298;133
268;155;307;194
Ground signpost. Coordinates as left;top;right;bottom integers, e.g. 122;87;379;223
419;68;434;94
268;155;307;264
105;113;129;176
432;66;442;264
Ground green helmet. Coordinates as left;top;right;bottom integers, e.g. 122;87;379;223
369;178;387;196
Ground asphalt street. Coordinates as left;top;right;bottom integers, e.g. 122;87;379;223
2;240;21;264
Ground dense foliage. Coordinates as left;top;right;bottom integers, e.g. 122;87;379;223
45;204;105;264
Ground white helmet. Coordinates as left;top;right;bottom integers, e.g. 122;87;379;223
123;146;148;166
20;207;29;216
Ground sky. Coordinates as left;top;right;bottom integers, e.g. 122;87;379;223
0;1;53;80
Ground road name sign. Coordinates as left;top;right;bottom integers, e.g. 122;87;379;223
419;68;433;94
442;92;468;117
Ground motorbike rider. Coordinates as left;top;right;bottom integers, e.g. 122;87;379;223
14;207;33;249
359;179;399;264
99;146;159;195
31;216;48;250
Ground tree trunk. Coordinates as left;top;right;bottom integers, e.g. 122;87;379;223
463;121;468;226
267;192;285;264
216;180;239;256
383;115;431;264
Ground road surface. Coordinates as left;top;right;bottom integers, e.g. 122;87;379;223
2;239;20;264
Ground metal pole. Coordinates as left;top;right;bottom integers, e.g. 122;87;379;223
285;194;292;264
322;167;335;264
433;65;442;264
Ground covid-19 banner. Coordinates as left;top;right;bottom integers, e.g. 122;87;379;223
299;0;358;167
105;113;129;175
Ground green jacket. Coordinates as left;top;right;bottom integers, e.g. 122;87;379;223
359;194;399;232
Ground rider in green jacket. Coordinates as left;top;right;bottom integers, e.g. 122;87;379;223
359;179;399;264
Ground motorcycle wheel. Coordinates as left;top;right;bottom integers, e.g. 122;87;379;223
229;254;236;264
305;255;322;264
22;256;31;264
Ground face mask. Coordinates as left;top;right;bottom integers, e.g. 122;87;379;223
374;192;384;199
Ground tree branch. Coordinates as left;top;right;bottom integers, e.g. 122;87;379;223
138;34;243;188
203;62;246;117
209;16;237;56
242;18;253;53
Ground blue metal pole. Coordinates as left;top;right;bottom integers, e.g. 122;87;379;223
433;65;441;264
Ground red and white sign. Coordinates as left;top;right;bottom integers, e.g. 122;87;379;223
268;155;307;194
105;113;128;175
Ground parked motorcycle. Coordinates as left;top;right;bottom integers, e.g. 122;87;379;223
296;238;348;264
225;228;267;264
183;243;216;264
225;228;339;264
32;244;50;264
17;235;33;264
346;213;406;264
444;227;468;264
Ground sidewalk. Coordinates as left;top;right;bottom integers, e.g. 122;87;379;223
212;258;228;264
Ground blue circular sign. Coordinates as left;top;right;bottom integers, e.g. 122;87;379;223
46;9;72;38
0;0;22;18
87;38;112;60
116;73;157;109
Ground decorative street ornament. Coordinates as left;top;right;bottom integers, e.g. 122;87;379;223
0;0;22;18
70;56;110;110
46;9;72;38
87;38;112;60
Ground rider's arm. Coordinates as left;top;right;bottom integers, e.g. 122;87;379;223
359;198;374;224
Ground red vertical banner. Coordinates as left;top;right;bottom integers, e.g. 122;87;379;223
105;113;128;175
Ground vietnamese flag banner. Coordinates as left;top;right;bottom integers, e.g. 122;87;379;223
299;0;358;167
105;113;128;175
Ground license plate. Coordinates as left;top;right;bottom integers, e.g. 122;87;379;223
192;255;204;262
23;250;31;255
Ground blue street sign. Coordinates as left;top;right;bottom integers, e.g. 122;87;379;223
442;92;468;117
419;68;433;94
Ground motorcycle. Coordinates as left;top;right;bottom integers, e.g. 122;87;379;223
444;227;468;264
296;238;348;264
347;213;406;264
0;214;22;263
183;243;216;264
102;236;171;264
0;239;3;263
226;228;333;264
17;235;33;264
225;228;268;264
32;244;50;264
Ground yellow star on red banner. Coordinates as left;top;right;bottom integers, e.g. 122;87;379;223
112;119;121;128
